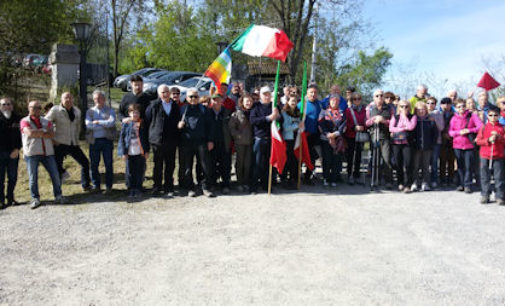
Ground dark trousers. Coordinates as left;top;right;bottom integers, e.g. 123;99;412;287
440;142;455;184
252;137;270;191
413;149;432;185
473;148;480;185
392;144;412;186
180;141;210;190
152;143;176;192
304;133;320;180
126;155;146;191
0;151;18;203
321;140;342;183
431;143;441;184
480;158;505;199
209;142;231;188
235;144;252;186
346;137;362;179
89;138;113;189
55;144;90;188
454;148;474;188
283;139;298;183
372;139;393;183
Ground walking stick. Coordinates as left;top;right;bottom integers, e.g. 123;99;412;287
268;161;273;195
489;142;494;170
297;132;303;190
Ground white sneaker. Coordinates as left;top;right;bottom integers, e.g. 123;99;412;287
421;183;431;191
30;198;41;209
410;183;418;192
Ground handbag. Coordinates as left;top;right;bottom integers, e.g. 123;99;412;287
350;108;370;143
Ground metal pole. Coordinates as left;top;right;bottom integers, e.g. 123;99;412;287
310;3;318;84
79;45;88;132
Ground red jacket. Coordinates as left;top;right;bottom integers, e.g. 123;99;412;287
476;121;505;159
344;106;367;138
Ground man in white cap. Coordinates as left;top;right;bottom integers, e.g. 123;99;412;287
249;86;281;193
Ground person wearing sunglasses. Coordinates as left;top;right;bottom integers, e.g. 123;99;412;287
177;88;215;198
0;97;22;208
366;89;395;189
475;108;505;205
449;99;483;193
20;100;65;209
145;84;181;198
389;100;417;192
426;97;444;188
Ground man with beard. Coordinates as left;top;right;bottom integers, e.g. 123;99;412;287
119;75;152;120
0;98;21;208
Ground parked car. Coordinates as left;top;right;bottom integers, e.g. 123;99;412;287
170;76;213;101
113;68;164;92
142;71;201;97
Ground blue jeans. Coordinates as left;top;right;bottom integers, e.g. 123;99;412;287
89;138;113;189
0;151;19;203
431;143;441;184
454;149;474;188
480;158;505;199
24;155;61;200
252;137;270;191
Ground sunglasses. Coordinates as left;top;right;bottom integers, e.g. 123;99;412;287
488;114;499;117
172;92;180;95
189;96;198;99
1;103;11;106
375;94;383;97
30;106;42;110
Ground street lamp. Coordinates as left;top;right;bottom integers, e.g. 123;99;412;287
216;41;228;54
71;22;91;131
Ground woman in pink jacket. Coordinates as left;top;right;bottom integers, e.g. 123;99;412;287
449;99;483;193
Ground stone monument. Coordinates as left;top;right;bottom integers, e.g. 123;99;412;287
49;43;80;102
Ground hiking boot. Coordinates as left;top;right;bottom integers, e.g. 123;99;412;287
30;198;41;209
55;195;67;204
480;196;489;204
188;190;197;197
410;184;418;192
464;187;472;194
421;183;431;191
456;186;464;192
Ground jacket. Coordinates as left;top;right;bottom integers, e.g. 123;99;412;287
344;105;367;139
250;102;281;139
209;107;232;151
229;109;253;145
45;105;81;146
366;103;394;141
0;112;22;153
117;120;150;157
429;110;445;144
298;99;322;134
145;99;180;146
318;108;346;142
389;114;417;145
476;121;505;159
20;116;55;156
179;103;213;144
281;111;300;141
412;115;438;150
449;111;483;150
85;106;116;143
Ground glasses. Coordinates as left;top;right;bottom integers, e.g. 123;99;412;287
189;96;198;99
1;103;11;106
399;105;408;108
488;114;499;117
172;92;180;95
375;94;383;97
426;102;436;105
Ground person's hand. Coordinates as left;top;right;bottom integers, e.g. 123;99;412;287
122;155;128;161
460;128;468;135
122;117;131;124
207;142;214;151
326;132;334;139
374;116;383;124
9;149;19;159
177;121;185;129
355;125;364;132
269;108;280;121
298;121;305;130
92;120;100;125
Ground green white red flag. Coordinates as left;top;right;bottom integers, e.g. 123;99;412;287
270;61;287;174
294;61;314;171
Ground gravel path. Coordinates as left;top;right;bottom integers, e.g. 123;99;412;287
1;186;505;305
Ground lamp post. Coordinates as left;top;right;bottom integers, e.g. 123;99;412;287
216;41;228;55
71;22;91;130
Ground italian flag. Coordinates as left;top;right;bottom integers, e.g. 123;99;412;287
231;24;294;62
270;61;287;174
294;62;314;171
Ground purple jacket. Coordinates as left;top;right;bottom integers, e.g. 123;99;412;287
448;111;483;150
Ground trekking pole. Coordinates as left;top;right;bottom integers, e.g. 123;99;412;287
489;142;494;170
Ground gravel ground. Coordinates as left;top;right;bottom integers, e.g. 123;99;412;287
1;185;505;305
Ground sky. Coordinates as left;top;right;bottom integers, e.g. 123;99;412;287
361;0;505;98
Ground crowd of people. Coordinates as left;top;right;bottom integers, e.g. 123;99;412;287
1;76;505;209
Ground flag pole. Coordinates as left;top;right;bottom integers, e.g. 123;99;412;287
297;62;308;190
268;61;281;195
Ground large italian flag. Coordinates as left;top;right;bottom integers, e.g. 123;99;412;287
231;24;294;62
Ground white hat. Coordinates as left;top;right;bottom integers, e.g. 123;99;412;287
260;86;272;94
